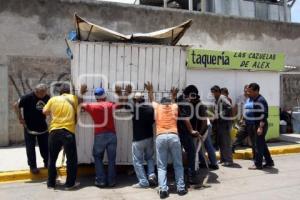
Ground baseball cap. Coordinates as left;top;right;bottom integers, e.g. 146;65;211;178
94;87;105;97
134;92;144;99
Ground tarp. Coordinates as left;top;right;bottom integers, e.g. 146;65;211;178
74;14;192;45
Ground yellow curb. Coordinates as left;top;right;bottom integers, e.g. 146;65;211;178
232;144;300;160
0;166;94;184
1;144;300;184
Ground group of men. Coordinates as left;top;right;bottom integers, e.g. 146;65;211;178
14;81;274;198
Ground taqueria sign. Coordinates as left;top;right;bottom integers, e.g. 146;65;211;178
187;49;285;71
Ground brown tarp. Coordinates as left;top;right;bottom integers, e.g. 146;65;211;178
74;14;192;45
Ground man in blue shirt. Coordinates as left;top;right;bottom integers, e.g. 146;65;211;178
246;83;274;170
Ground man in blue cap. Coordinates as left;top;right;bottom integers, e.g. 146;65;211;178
81;85;121;188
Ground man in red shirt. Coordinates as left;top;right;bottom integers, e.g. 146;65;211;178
81;86;119;188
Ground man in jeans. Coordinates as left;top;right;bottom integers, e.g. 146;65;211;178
14;84;49;174
81;86;121;188
43;83;84;190
246;83;274;170
145;82;187;199
122;85;157;188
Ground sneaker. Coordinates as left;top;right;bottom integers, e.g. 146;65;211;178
95;181;106;188
177;188;188;196
132;183;149;188
148;175;157;187
65;182;80;190
159;190;169;199
30;168;40;174
209;164;219;170
248;165;263;170
263;162;274;168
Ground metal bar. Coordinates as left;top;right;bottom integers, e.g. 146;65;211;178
164;0;168;8
189;0;193;10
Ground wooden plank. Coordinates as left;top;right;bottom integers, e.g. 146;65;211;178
137;46;146;90
172;47;181;89
94;44;103;89
131;46;139;91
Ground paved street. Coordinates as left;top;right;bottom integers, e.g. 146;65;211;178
1;154;300;200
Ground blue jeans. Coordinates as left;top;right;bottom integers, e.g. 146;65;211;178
132;137;156;186
199;129;218;166
93;132;117;185
156;133;185;192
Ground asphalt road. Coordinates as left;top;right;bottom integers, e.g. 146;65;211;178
1;154;300;200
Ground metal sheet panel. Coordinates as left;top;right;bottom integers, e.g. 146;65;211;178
72;42;187;164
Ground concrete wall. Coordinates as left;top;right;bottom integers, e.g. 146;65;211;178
1;0;300;144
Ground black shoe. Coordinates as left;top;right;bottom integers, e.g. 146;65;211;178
199;164;207;169
159;190;169;199
222;162;234;167
107;182;116;188
263;162;274;168
177;188;188;196
95;181;106;188
188;176;199;185
209;164;219;170
232;146;236;153
148;174;157;187
30;168;40;174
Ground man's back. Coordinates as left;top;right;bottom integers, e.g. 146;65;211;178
132;104;154;141
83;101;116;134
44;94;78;133
153;102;178;135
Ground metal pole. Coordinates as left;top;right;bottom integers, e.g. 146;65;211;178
201;0;207;12
164;0;168;8
283;0;289;22
189;0;193;10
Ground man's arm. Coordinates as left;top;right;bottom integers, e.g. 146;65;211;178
78;84;87;104
171;87;179;103
144;82;154;102
14;100;25;126
43;99;51;116
113;84;131;109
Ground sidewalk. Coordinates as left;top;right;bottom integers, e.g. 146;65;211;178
1;134;300;183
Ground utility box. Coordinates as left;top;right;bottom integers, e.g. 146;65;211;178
71;41;187;164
